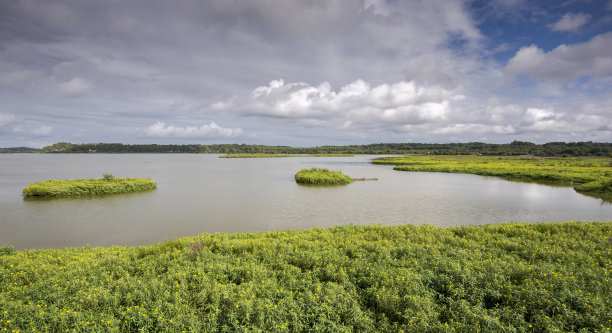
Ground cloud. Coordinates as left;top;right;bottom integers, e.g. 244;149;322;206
0;113;17;127
32;125;53;136
58;77;92;98
143;121;244;139
550;12;590;32
506;32;612;81
211;79;461;131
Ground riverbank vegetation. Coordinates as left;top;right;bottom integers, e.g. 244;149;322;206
41;141;612;156
295;168;354;185
1;222;611;332
220;153;355;158
22;174;157;198
219;154;298;158
374;155;612;200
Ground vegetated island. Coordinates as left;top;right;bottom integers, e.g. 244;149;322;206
295;167;354;185
219;153;298;158
1;222;611;332
22;174;157;198
374;155;612;200
219;153;355;158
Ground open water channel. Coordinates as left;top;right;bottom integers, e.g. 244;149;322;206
1;154;610;249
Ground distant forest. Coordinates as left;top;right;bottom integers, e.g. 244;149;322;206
39;141;612;157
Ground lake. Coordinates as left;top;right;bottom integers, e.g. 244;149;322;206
1;154;610;250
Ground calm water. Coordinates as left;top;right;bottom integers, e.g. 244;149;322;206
1;154;610;249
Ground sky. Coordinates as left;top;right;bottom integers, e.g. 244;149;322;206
1;0;611;148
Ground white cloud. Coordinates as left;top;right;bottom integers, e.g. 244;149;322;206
0;113;17;127
506;32;612;81
550;12;590;32
58;77;92;98
143;121;244;138
212;79;458;130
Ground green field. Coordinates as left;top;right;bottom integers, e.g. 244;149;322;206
1;222;611;332
374;155;612;200
22;175;157;198
295;168;354;185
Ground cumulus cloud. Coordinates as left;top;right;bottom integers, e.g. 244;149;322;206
550;12;590;32
211;79;612;140
58;77;92;98
212;79;460;131
143;121;244;139
506;32;612;81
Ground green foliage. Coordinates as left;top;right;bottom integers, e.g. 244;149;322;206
219;154;298;158
1;222;611;332
40;141;612;156
22;176;157;198
0;245;16;256
102;174;115;181
374;155;612;200
295;167;354;185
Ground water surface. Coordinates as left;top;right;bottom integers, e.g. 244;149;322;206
1;154;610;249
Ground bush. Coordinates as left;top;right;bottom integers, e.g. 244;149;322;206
295;167;354;185
1;222;611;331
22;175;157;198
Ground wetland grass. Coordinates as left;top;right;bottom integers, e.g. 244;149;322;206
1;222;611;332
22;174;157;198
294;167;354;185
374;155;612;199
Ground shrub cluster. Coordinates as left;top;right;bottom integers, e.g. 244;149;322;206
22;175;157;198
375;155;612;200
1;222;611;332
295;167;354;185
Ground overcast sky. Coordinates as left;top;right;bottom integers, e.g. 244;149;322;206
1;0;611;147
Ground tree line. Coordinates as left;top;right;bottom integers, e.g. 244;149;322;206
39;141;612;157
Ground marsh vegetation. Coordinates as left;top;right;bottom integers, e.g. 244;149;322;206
1;222;610;332
374;155;612;200
295;168;354;185
22;175;157;198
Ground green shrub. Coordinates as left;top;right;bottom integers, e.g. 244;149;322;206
1;222;611;332
22;176;157;198
295;167;354;185
374;155;612;199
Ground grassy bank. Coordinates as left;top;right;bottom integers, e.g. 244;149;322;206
219;153;354;158
374;155;612;200
22;174;157;198
295;167;354;185
219;154;298;158
1;222;611;332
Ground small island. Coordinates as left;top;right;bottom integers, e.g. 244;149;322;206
22;174;157;198
295;167;354;185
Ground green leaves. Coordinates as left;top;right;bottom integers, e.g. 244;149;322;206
1;222;611;331
375;155;612;200
295;168;354;185
22;176;157;198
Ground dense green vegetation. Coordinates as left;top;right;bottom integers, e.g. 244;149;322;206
0;147;41;153
374;155;612;200
220;153;355;158
22;174;157;198
295;168;354;185
41;141;612;156
219;154;298;158
1;222;611;332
